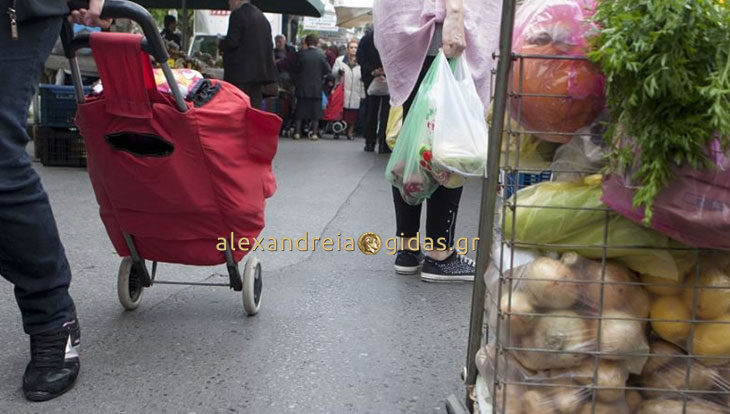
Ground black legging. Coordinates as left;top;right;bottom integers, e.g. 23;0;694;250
392;55;463;248
365;94;390;149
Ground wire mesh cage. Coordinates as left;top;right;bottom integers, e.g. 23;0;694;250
464;4;730;414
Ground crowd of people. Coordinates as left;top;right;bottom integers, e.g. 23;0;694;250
273;32;387;150
217;0;390;150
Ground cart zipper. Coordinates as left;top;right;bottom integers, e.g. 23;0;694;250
7;0;17;40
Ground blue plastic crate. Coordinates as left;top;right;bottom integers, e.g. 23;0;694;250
502;170;553;199
38;84;90;128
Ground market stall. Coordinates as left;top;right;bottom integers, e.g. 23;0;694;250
444;0;730;412
334;0;372;28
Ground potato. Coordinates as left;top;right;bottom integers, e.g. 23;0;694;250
642;339;684;376
641;363;718;399
523;257;581;309
692;314;730;366
545;379;587;414
578;401;630;414
522;389;557;414
637;398;726;414
517;311;590;371
625;390;642;413
599;310;648;358
493;382;523;414
683;267;730;320
650;296;692;344
500;291;535;337
641;273;686;296
584;261;647;317
630;287;652;319
572;360;628;402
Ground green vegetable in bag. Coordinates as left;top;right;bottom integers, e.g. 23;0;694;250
501;175;695;280
386;53;465;205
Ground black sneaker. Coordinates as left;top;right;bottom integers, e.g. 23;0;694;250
23;319;80;402
364;143;375;152
420;252;475;282
394;250;424;274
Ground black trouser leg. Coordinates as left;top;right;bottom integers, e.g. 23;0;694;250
364;95;378;149
0;15;76;335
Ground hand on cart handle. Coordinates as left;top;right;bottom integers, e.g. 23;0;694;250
68;0;111;28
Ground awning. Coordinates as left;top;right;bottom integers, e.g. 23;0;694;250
334;0;372;28
130;0;326;17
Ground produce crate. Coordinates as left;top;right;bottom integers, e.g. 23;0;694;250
38;127;86;167
469;38;730;414
501;170;553;199
38;84;90;128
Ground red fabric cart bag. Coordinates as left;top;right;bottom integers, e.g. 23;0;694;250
323;82;344;122
75;33;281;265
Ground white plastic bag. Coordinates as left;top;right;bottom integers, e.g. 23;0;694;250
431;52;489;177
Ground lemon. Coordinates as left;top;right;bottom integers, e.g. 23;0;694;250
683;268;730;320
641;273;685;296
650;296;691;344
693;314;730;366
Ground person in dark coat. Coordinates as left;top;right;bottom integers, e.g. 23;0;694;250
219;0;278;109
293;34;331;140
357;28;391;153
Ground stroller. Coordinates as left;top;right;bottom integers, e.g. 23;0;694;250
62;1;281;315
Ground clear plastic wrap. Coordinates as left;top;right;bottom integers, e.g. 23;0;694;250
501;175;696;280
486;252;650;374
510;0;605;143
476;344;632;414
550;114;609;181
641;255;730;367
628;338;730;413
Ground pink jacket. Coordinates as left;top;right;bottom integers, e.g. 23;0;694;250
373;0;503;110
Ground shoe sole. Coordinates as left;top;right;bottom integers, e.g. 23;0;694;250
24;373;78;402
420;272;475;283
394;264;421;275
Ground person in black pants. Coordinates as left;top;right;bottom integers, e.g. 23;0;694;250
378;0;476;282
357;29;390;153
1;0;107;401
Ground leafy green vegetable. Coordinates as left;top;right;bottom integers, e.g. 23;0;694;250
588;0;730;223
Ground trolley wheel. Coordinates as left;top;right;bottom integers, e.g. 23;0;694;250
117;257;144;311
242;256;262;316
332;121;347;134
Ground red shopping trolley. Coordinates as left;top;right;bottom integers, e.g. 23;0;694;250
61;1;281;315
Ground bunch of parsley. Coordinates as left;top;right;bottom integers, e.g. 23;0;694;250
589;0;730;223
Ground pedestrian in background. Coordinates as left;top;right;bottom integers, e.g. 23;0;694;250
293;34;331;140
332;39;365;140
160;14;181;49
1;0;108;401
374;0;500;281
357;29;390;153
219;0;278;109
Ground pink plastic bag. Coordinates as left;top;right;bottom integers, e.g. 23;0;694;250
511;0;605;143
602;141;730;250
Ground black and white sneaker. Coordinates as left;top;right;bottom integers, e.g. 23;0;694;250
23;319;80;402
394;250;424;275
420;253;475;282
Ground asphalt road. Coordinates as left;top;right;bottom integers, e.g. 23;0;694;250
0;136;483;413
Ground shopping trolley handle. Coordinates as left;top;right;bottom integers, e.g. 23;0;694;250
66;0;168;63
62;0;187;112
